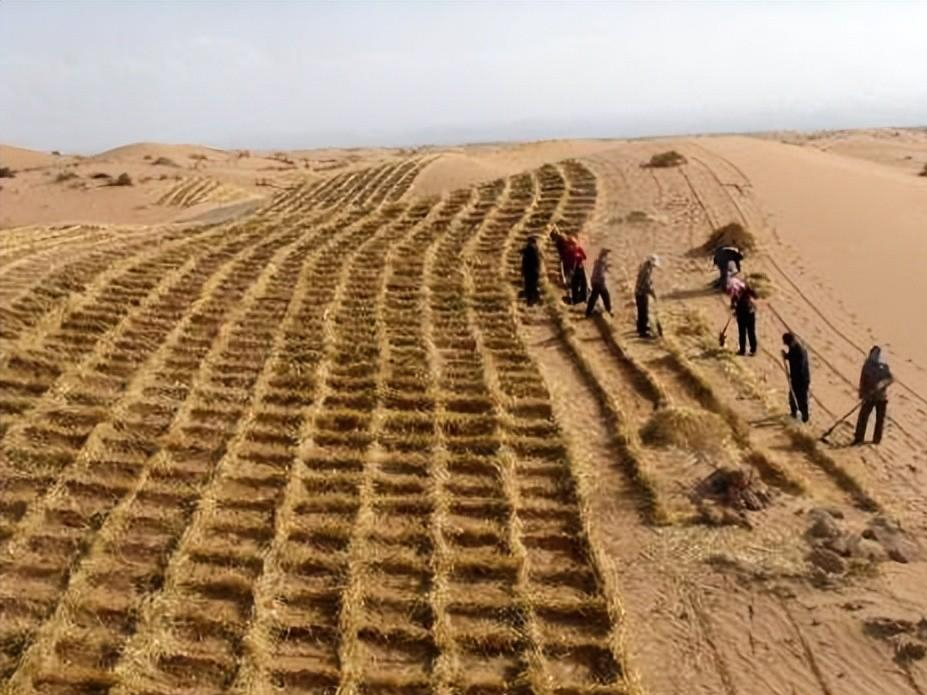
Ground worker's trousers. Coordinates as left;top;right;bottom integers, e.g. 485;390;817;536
523;272;540;306
586;284;611;316
570;266;588;304
854;398;887;444
736;310;756;355
635;293;650;336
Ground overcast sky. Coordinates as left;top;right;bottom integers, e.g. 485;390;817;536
2;1;925;153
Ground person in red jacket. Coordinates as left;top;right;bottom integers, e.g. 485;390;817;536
569;239;588;304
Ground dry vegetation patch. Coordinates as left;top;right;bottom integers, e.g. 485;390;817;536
693;221;757;255
745;270;774;298
644;150;687;168
53;170;79;183
640;405;730;453
110;172;133;186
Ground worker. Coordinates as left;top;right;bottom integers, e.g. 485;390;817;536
728;278;758;356
635;254;660;337
586;248;612;317
520;236;541;306
713;246;744;288
550;226;573;287
782;332;811;422
569;240;588;305
853;346;893;445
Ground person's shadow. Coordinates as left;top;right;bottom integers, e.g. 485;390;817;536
662;285;719;301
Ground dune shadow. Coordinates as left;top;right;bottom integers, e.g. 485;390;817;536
663;286;720;301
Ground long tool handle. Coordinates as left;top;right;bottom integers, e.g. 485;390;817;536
820;400;863;441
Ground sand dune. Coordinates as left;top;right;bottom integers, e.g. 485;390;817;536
90;141;229;163
1;130;926;694
412;139;619;196
0;144;62;170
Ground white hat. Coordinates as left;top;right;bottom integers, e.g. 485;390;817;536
648;254;661;267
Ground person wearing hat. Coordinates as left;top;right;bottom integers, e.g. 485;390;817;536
586;248;613;317
853;346;893;445
634;254;660;337
520;236;541;306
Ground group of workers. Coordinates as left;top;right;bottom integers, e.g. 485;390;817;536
716;247;892;443
542;228;660;336
521;231;894;446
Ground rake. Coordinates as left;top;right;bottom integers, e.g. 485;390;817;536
819;401;863;444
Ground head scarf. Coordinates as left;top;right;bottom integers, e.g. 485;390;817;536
866;345;884;365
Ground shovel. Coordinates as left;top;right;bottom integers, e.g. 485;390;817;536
719;314;733;347
652;297;664;338
782;353;797;412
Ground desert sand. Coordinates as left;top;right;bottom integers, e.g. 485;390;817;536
0;128;926;694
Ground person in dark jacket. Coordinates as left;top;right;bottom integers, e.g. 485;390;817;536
521;237;541;306
586;248;612;317
729;279;758;355
569;240;588;305
713;246;744;288
782;332;811;422
853;346;893;445
550;226;573;287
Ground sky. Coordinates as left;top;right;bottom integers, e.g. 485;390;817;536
1;1;926;153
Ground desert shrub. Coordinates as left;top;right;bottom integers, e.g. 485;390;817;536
625;210;651;223
0;166;15;179
645;150;687;168
143;154;152;160
919;163;927;177
90;172;112;180
695;222;757;255
271;152;295;165
51;150;61;156
54;171;79;183
153;156;178;167
640;406;730;452
111;172;133;186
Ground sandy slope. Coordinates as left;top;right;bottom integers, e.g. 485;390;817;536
560;135;927;695
700;136;927;395
2;130;927;694
0;144;62;170
768;128;927;176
